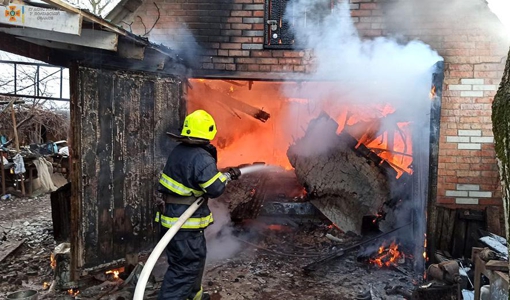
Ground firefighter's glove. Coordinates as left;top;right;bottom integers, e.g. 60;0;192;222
227;167;241;180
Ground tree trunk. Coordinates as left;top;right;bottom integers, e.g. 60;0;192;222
491;47;510;282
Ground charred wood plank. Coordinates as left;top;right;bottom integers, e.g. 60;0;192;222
0;240;24;263
303;222;411;272
198;82;270;123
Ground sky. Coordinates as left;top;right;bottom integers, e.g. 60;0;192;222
488;0;510;35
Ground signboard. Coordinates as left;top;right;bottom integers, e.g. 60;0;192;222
1;5;81;35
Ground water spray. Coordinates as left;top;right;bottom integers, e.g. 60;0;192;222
238;164;282;175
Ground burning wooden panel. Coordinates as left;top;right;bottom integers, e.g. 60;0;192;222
70;66;185;273
288;113;403;234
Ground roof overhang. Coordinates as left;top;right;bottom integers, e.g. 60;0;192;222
0;0;187;75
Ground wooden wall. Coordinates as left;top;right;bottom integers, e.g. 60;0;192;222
70;66;185;273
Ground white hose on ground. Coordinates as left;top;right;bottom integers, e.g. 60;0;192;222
133;197;205;300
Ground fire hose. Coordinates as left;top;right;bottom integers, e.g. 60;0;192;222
133;197;205;300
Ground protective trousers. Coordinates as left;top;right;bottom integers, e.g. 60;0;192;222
158;230;206;300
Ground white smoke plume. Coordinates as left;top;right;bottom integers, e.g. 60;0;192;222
205;200;242;263
281;0;442;154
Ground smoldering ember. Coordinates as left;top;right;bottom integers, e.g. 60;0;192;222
1;0;510;299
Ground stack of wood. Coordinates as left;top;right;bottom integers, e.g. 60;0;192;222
287;113;401;234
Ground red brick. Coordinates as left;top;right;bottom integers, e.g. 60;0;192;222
351;10;371;17
235;57;257;64
247;64;260;71
252;24;264;30
439;156;457;163
251;50;272;57
437;198;455;205
220;43;242;49
253;11;264;17
360;3;378;9
271;65;285;72
231;23;252;30
230;36;252;43
479;199;503;206
283;51;303;58
474;71;502;78
447;70;474;78
448;64;473;71
257;58;279;64
278;58;301;65
259;65;271;72
231;11;252;17
222;17;243;23
294;65;305;72
456;170;481;177
228;50;250;56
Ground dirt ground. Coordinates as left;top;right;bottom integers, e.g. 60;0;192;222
0;196;418;300
0;195;55;298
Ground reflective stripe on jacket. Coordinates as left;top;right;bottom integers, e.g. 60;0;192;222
155;211;214;230
158;143;227;199
156;143;228;231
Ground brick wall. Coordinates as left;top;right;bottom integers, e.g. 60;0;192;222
126;0;385;74
380;1;509;208
122;0;510;209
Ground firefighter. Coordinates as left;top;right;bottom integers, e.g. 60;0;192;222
156;109;241;300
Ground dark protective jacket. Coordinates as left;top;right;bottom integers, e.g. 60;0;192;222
156;143;227;230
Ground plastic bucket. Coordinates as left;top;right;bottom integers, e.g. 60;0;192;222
6;290;38;300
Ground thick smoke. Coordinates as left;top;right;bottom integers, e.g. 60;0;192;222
282;0;442;131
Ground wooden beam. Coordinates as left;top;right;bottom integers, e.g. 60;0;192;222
0;4;82;35
39;0;127;36
18;37;85;52
0;27;118;51
117;38;145;59
0;32;63;65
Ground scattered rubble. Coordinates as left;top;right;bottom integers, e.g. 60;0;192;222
0;195;55;297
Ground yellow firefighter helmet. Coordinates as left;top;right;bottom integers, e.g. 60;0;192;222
181;110;217;141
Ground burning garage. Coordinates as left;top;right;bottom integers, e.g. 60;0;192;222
0;0;509;299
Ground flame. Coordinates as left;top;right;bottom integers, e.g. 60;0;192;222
327;223;341;231
105;267;125;280
43;282;50;290
188;79;414;177
67;288;79;297
369;241;404;268
50;253;56;269
423;233;428;261
429;85;436;99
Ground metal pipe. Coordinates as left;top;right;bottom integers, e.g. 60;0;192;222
133;197;205;300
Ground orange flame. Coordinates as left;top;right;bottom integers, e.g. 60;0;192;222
50;253;56;270
429;85;436;99
67;288;79;297
105;267;125;280
369;241;403;268
188;79;414;177
43;282;50;290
